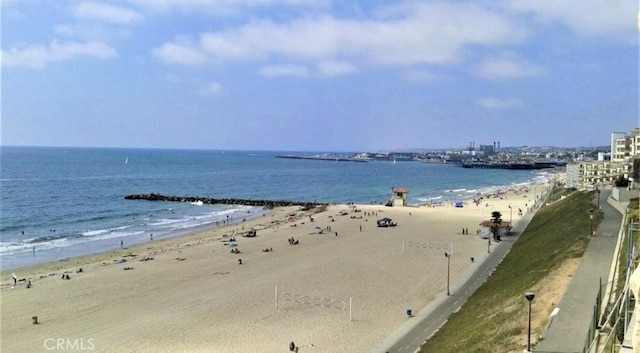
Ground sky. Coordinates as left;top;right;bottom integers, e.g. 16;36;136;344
1;0;638;152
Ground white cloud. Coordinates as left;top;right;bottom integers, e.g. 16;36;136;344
477;97;524;109
127;0;213;12
154;2;527;72
1;41;116;68
259;64;309;78
73;2;143;24
504;0;635;42
152;40;209;65
199;81;223;96
475;53;544;80
150;0;633;81
127;0;327;13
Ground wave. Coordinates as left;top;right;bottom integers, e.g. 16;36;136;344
415;195;443;202
147;218;185;226
0;237;69;254
85;230;145;242
82;225;133;237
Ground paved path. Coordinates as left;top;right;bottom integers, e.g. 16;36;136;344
535;189;622;353
376;194;543;353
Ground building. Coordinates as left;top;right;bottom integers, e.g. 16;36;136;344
478;220;512;239
388;187;408;207
611;129;640;163
611;132;627;162
565;128;638;190
565;161;632;189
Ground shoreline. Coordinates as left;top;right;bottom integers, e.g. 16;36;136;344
1;165;559;271
0;205;271;271
1;181;551;353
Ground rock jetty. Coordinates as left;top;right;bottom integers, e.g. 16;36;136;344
123;193;324;209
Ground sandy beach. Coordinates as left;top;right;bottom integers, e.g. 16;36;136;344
1;184;549;353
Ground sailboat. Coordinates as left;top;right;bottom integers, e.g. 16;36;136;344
125;157;129;164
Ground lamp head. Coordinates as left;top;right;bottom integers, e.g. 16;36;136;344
524;292;535;302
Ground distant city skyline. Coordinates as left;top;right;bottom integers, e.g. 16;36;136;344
2;0;638;151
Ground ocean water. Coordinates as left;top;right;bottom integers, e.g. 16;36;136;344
1;146;554;270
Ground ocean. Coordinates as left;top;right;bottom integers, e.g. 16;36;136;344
0;146;555;270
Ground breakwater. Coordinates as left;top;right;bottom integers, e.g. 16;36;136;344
276;155;368;163
124;193;325;208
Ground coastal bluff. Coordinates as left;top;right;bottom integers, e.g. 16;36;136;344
123;193;324;208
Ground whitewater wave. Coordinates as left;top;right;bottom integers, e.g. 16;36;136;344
82;224;133;237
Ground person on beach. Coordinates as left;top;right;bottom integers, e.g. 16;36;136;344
26;280;32;288
238;259;242;265
120;240;124;248
150;234;153;241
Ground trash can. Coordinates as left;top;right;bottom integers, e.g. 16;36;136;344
406;309;412;317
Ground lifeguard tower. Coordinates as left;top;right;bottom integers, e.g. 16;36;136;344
388;187;408;207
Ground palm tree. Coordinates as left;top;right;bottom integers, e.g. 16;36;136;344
491;211;502;241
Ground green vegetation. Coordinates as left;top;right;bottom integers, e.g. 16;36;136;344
490;211;502;241
419;190;599;353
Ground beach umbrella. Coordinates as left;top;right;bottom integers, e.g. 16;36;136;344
228;242;238;248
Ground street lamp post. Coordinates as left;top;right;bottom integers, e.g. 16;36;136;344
525;292;535;352
487;238;491;254
444;252;451;296
509;205;512;223
596;187;600;209
590;210;594;236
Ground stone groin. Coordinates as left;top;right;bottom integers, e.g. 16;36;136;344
123;193;325;209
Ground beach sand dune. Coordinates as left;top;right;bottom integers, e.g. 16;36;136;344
0;185;546;353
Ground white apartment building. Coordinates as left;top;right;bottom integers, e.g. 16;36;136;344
565;128;638;189
611;129;640;162
565;161;631;189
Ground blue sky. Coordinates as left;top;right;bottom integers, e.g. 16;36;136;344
1;0;638;151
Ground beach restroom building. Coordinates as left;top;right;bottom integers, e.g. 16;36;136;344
478;220;512;239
